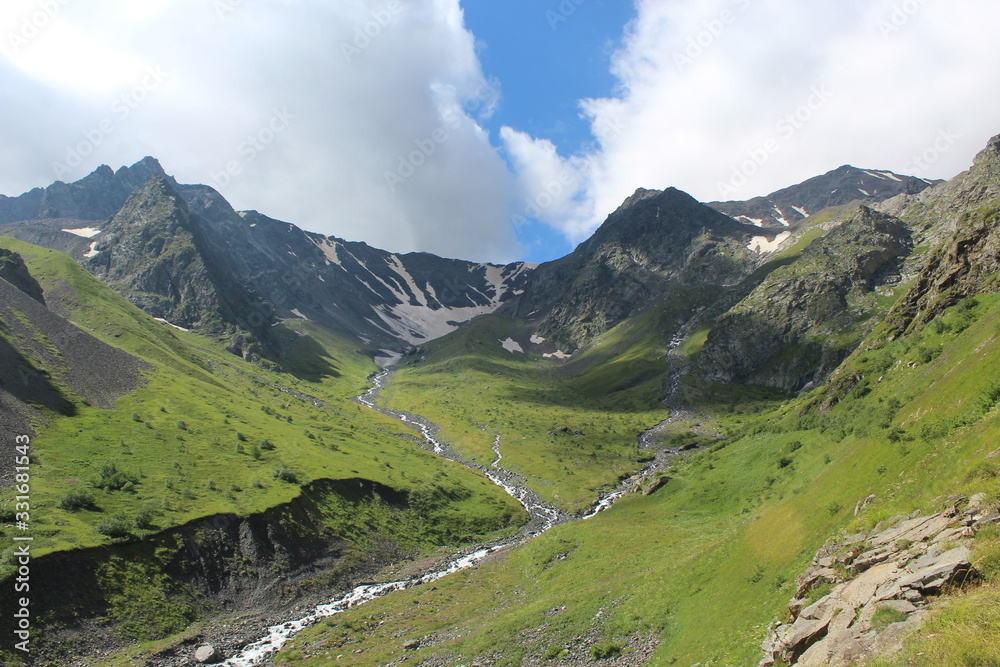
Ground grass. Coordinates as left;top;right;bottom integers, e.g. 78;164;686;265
378;313;672;511
0;236;527;664
275;292;1000;667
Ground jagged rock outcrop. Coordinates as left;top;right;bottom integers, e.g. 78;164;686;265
761;496;998;666
696;207;913;392
711;165;938;228
881;136;1000;334
878;133;1000;242
0;248;45;303
509;187;766;349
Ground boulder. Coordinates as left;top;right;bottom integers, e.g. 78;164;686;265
194;644;223;664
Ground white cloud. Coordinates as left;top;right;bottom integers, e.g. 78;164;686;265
0;0;521;262
514;0;1000;243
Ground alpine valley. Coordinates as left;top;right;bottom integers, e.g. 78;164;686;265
2;134;1000;667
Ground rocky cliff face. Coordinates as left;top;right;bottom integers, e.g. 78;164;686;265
509;187;766;349
696;208;913;392
0;159;533;361
710;165;938;228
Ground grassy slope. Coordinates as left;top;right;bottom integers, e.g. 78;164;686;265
377;312;672;512
278;288;1000;665
0;235;523;578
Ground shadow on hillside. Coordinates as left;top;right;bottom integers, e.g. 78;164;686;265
0;330;78;417
282;334;343;382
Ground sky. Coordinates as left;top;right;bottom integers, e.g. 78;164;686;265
2;1;999;264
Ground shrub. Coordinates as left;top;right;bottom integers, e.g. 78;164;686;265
258;438;276;451
91;462;139;491
133;508;155;530
176;420;187;430
979;382;1000;414
917;346;941;364
59;489;96;511
273;466;299;484
96;515;132;539
590;641;622;660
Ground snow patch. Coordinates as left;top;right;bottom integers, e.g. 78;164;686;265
83;241;100;258
385;256;428;306
862;169;887;180
291;308;310;321
499;338;524;354
154;318;190;333
62;227;101;238
530;334;546;345
739;216;764;227
747;231;792;254
791;206;808;217
544;350;571;360
312;238;343;266
374;351;403;368
858;188;870;196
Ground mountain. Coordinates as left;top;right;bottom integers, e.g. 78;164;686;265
0;160;533;363
507;187;770;350
709;164;940;228
695;206;913;392
3;136;1000;667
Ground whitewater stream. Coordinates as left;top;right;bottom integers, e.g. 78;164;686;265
222;370;664;666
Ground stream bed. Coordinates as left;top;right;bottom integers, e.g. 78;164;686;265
222;370;666;666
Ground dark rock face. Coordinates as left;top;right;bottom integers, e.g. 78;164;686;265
697;207;913;392
509;187;765;349
710;165;939;228
0;248;45;303
0;157;171;224
0;159;534;360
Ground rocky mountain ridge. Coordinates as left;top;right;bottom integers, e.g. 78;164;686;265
0;159;533;363
710;164;939;228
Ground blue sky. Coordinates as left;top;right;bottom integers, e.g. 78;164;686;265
462;0;637;262
2;1;1000;265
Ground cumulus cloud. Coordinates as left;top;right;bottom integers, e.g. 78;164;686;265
0;0;520;262
510;0;1000;244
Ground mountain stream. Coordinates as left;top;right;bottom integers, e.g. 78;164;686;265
222;370;665;666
